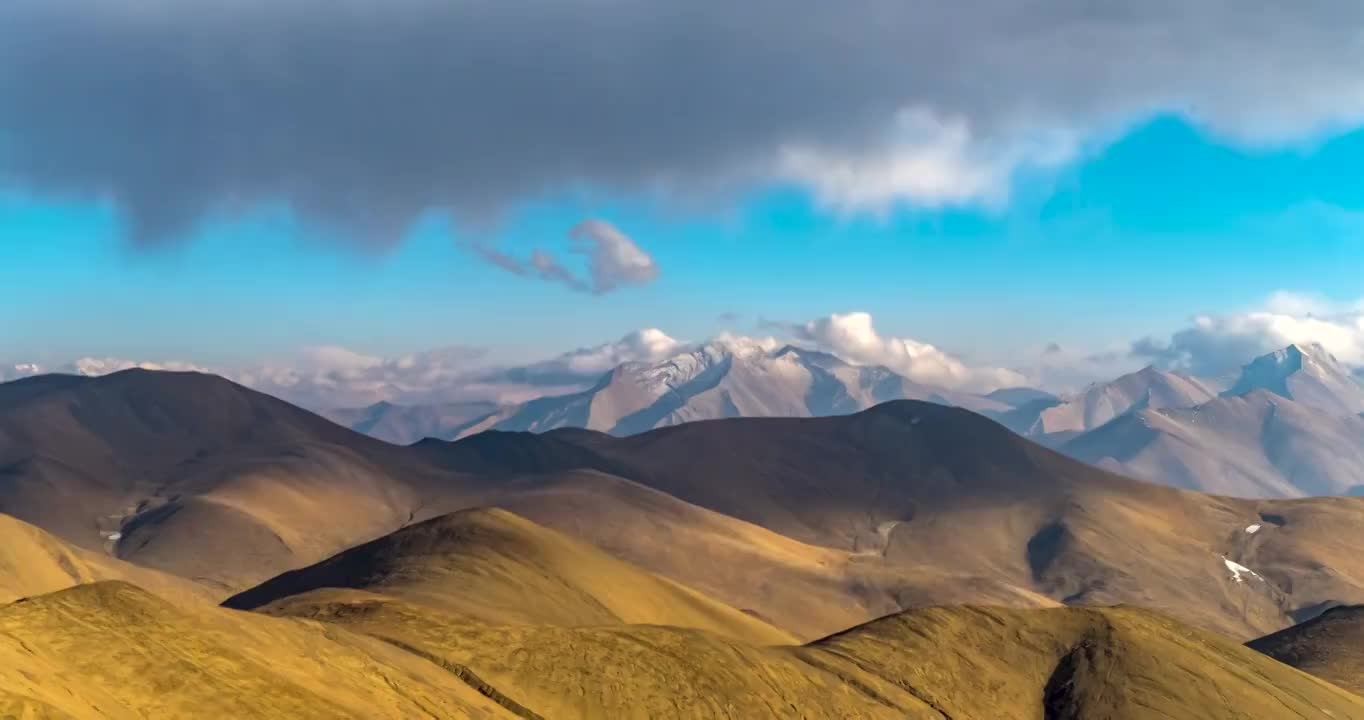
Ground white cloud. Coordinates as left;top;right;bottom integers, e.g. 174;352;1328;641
779;108;1080;213
514;328;684;380
1132;291;1364;376
231;345;491;408
1;358;208;381
792;311;1026;392
1014;344;1142;394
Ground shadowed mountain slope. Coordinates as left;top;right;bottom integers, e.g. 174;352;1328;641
224;508;795;645
0;370;458;593
10;369;1364;644
1249;604;1364;695
422;400;1364;639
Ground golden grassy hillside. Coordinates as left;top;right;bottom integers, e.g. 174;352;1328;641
1249;604;1364;694
225;508;794;645
264;596;1364;720
453;470;1058;639
429;402;1364;640
0;514;215;607
0;582;516;720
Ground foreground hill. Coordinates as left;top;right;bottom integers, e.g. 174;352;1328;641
224;508;794;645
0;582;516;719
1249;604;1364;694
423;401;1364;639
1065;390;1364;497
0;513;214;606
259;593;1364;720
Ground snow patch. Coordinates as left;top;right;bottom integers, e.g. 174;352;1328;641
1222;556;1262;583
1245;524;1261;534
101;531;122;541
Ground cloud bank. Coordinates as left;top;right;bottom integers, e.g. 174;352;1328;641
792;312;1027;391
11;299;1362;408
3;1;1363;242
1133;292;1364;376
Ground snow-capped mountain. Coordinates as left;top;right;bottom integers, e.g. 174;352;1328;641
453;337;1014;439
994;365;1218;444
1222;343;1364;415
1063;390;1364;498
1054;344;1364;497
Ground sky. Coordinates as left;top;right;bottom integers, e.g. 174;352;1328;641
3;1;1364;404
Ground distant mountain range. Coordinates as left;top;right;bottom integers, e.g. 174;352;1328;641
327;337;1038;443
321;339;1364;500
1056;343;1364;497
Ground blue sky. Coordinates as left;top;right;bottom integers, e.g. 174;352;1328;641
3;2;1364;395
3;115;1363;372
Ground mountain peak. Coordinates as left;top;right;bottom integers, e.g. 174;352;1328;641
1224;342;1364;415
699;334;780;359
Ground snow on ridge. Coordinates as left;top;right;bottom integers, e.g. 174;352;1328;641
1222;556;1263;583
1245;524;1261;534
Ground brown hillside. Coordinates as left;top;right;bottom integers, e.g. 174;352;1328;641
1249;604;1364;694
424;400;1364;639
263;595;1364;720
0;513;214;606
0;582;516;719
225;508;794;645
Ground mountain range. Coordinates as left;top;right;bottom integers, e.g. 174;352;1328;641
8;370;1364;714
7;368;1364;715
325;336;1034;443
6;369;1364;636
322;338;1364;501
1058;343;1364;497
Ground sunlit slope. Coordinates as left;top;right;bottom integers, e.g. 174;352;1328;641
0;582;515;719
0;513;214;606
225;508;794;645
454;470;1058;639
267;597;1364;720
428;402;1364;639
1249;604;1364;695
813;605;1364;719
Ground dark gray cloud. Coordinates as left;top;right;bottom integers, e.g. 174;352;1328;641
464;219;658;294
2;0;1362;244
